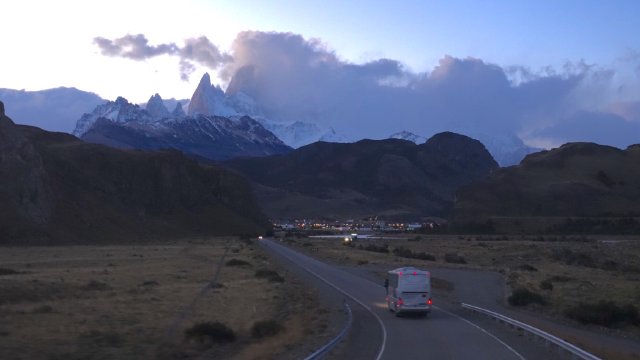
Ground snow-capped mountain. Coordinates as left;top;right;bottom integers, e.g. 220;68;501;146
187;73;344;148
75;95;291;161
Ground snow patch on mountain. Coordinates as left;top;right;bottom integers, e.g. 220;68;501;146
187;73;343;148
73;97;153;137
390;131;427;144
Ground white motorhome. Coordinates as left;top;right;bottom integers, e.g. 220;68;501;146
385;267;432;316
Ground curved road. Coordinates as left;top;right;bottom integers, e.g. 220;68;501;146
261;238;565;360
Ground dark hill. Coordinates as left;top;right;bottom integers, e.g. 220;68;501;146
225;132;498;220
452;142;640;233
0;101;268;245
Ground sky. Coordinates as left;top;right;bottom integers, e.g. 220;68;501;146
2;0;640;151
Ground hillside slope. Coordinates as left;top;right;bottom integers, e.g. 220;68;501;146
225;132;498;220
452;142;640;232
0;101;268;244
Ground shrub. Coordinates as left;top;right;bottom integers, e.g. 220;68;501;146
552;248;596;268
185;321;236;344
0;268;20;276
32;305;54;313
444;253;467;264
226;259;251;267
255;269;284;283
393;247;436;261
251;319;284;338
359;244;389;253
83;280;110;291
539;279;553;291
508;288;546;306
516;264;538;272
549;275;571;282
564;301;639;327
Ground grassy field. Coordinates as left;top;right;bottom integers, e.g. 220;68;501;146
280;232;640;337
0;237;338;360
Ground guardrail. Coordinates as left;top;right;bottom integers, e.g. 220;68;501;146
305;301;353;360
461;303;602;360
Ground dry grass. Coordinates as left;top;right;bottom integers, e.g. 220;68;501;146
0;237;335;360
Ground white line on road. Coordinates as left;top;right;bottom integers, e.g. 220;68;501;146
262;239;388;360
435;306;526;360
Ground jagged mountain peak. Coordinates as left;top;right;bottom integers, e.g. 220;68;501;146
172;102;185;118
188;73;234;117
145;93;170;119
72;96;152;137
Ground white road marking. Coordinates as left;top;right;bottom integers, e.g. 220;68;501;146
435;306;526;360
262;239;388;360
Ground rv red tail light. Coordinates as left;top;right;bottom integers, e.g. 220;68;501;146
398;297;404;306
413;271;417;275
427;298;433;305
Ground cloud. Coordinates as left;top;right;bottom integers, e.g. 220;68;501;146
96;31;640;152
219;31;639;150
94;34;231;81
524;111;640;149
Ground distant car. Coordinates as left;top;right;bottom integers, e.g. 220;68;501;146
258;236;263;240
386;267;432;317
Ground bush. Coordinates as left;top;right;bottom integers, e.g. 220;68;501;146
516;264;538;272
226;259;251;267
564;301;640;327
255;269;284;283
552;248;596;268
539;279;553;291
251;319;284;338
0;268;20;276
549;275;571;282
83;280;110;291
444;253;467;264
358;244;389;253
185;321;236;344
508;288;546;306
32;305;54;313
393;246;436;261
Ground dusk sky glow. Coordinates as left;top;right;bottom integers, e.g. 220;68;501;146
3;0;638;102
2;0;639;152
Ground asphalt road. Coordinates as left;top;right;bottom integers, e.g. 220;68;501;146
260;238;567;360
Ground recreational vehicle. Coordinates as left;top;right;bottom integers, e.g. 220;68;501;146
385;267;432;316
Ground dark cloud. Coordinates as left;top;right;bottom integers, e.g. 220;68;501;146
94;34;231;80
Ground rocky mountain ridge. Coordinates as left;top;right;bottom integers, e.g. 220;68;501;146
225;131;498;220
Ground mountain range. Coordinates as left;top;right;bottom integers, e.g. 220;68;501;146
73;95;291;161
0;100;268;244
3;74;538;165
225;132;498;220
